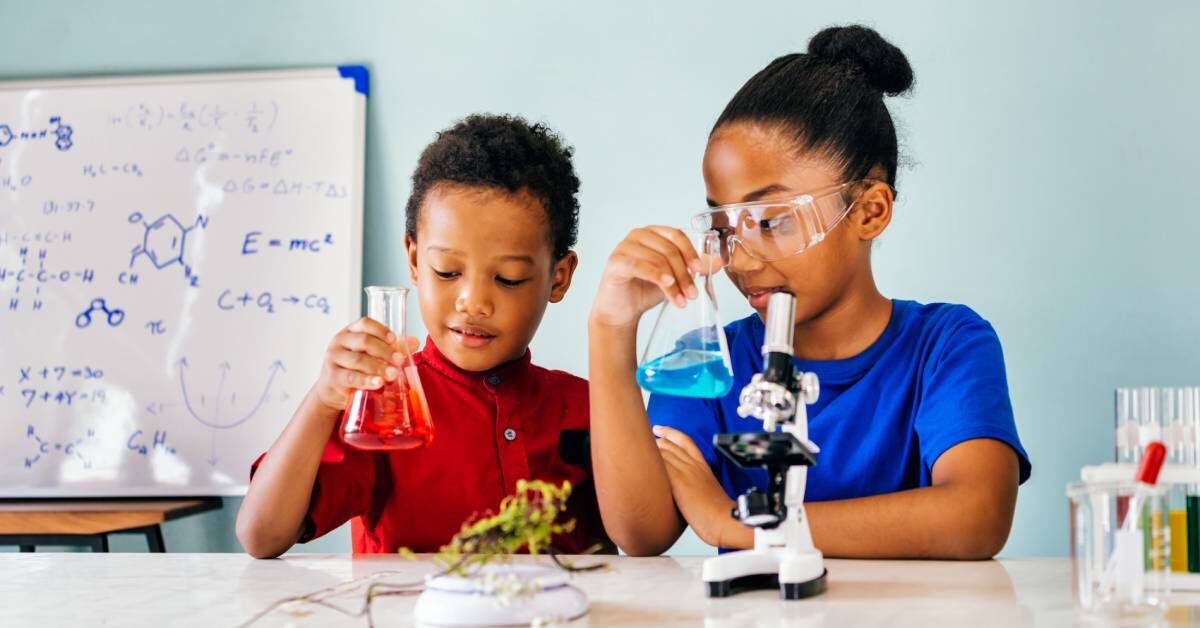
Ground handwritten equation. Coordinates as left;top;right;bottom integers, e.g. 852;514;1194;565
18;387;107;408
217;289;331;315
175;144;294;168
221;177;348;199
17;365;104;382
10;365;108;413
241;231;333;255
110;100;279;134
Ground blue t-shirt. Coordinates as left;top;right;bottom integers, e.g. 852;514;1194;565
647;300;1031;505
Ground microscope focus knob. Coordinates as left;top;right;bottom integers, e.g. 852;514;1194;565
797;372;819;405
733;488;783;529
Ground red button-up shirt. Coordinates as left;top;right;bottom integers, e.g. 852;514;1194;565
252;338;608;555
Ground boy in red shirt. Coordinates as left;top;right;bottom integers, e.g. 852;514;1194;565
237;115;609;557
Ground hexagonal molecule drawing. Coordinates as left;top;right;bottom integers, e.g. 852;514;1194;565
52;117;73;151
127;211;209;287
0;117;73;151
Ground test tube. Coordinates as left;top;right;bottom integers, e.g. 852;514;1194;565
1116;388;1138;464
1138;387;1162;453
1144;388;1165;571
1115;388;1144;531
1187;387;1200;573
1165;388;1188;572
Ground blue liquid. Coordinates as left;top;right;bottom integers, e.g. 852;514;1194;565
637;350;733;398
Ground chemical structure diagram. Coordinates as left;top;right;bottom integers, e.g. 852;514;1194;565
127;211;209;288
24;424;95;469
0;116;73;151
0;246;96;312
75;297;125;329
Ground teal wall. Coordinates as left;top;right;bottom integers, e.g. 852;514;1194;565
4;0;1199;557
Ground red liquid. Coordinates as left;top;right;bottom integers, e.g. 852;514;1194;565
340;379;433;451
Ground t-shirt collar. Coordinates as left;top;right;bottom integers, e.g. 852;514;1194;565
749;299;905;383
417;335;533;386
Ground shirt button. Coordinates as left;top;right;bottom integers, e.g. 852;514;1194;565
487;375;501;386
503;428;517;442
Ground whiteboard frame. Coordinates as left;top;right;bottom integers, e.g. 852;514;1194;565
0;67;366;498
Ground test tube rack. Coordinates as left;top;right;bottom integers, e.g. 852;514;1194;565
1081;463;1200;591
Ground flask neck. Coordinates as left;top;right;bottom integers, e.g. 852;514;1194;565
365;287;407;336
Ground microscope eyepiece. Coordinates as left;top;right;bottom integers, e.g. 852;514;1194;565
762;291;796;357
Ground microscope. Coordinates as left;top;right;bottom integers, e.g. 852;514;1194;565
702;291;827;600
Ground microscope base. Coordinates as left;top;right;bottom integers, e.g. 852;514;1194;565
702;549;826;600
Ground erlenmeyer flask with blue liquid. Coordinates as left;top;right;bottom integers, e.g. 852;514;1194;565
636;230;734;398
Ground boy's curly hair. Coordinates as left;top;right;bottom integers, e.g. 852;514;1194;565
405;114;580;259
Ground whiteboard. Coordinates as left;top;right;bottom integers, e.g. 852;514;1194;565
0;68;366;496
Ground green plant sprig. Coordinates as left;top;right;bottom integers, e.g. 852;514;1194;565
431;479;579;575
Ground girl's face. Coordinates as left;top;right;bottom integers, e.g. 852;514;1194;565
701;122;883;324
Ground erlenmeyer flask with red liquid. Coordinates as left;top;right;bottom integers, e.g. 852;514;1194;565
340;286;434;451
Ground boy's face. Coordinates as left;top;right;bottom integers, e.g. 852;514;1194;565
406;184;577;372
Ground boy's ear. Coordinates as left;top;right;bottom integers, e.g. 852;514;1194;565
852;182;893;242
405;234;419;283
548;251;578;304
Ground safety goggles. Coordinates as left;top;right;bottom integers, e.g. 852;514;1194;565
690;180;887;263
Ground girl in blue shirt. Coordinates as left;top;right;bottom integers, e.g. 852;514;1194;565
589;25;1030;558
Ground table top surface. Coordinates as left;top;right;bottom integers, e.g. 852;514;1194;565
0;553;1191;627
0;499;211;513
0;498;222;535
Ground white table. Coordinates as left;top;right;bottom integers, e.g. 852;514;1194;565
0;553;1193;626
